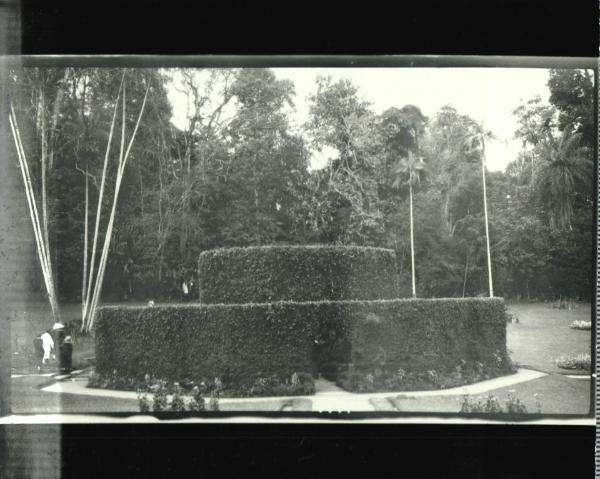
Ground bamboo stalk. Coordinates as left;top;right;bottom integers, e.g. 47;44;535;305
409;180;416;298
85;82;149;331
39;87;61;322
82;74;124;325
481;128;494;297
9;107;60;323
9;111;49;284
82;162;89;316
10;106;53;284
86;83;128;331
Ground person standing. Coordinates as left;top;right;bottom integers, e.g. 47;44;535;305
59;336;73;373
40;330;54;365
32;333;44;371
51;323;65;362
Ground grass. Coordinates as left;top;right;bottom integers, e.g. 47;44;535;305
373;375;591;415
506;302;592;375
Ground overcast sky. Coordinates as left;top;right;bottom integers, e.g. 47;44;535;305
168;68;553;172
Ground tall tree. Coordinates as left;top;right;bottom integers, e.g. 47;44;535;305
305;76;384;245
533;129;593;231
547;68;595;146
226;68;308;246
393;151;426;298
474;123;495;297
381;105;428;298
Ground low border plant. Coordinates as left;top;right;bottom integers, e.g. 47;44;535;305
459;390;542;415
89;369;315;400
569;320;591;331
136;376;216;412
554;353;591;371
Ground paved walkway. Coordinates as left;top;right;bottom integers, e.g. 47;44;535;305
34;368;585;413
7;367;592;416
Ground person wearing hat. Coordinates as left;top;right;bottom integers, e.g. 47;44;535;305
40;329;54;365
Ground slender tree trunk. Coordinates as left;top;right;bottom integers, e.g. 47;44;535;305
409;181;416;298
82;164;89;315
138;158;144;217
39;87;61;322
481;133;494;297
530;151;535;187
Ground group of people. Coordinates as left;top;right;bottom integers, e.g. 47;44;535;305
32;322;73;373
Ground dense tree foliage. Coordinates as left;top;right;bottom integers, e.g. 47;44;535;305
8;67;594;308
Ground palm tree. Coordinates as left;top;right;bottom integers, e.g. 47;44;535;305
394;150;426;298
534;129;592;231
476;123;495;298
465;122;495;298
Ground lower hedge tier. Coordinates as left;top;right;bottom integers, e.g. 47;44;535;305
94;298;511;392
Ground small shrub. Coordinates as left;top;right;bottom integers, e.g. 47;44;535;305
504;390;528;414
555;353;591;371
569;320;591;331
208;394;220;411
169;383;186;412
137;390;151;412
187;386;206;412
459;391;534;415
152;380;168;412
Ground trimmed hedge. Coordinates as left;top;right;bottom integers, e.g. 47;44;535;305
94;298;510;392
198;245;401;304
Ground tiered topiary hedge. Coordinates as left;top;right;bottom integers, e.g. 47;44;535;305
198;245;401;303
95;244;511;395
95;297;511;393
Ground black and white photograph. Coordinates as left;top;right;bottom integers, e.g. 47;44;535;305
0;59;595;422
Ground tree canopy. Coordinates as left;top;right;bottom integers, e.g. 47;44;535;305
8;67;594;307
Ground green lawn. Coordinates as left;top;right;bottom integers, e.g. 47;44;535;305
375;375;591;415
506;302;593;375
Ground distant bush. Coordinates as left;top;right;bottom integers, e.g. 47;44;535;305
95;298;509;394
198;245;401;304
555;353;591;371
505;309;519;323
569;320;591;331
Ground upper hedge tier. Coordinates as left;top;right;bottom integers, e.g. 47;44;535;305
198;245;401;304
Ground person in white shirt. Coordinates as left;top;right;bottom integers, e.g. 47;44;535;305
40;330;54;365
